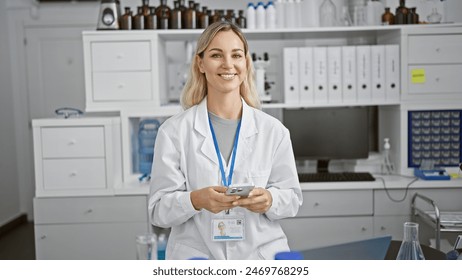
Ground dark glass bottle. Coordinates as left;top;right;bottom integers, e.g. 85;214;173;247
198;6;209;29
170;1;182;29
194;3;201;28
184;1;196;29
159;9;169;29
145;6;158;29
132;6;145;30
218;10;227;22
207;10;214;25
381;7;394;25
156;0;171;29
407;7;418;24
236;10;246;28
395;0;408;24
120;7;133;30
225;9;236;24
141;0;150;17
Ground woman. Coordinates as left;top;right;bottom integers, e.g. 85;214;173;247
148;21;302;260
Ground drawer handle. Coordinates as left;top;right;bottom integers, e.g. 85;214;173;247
381;226;386;231
69;171;77;177
313;202;319;207
361;227;367;231
117;83;125;89
435;47;440;53
116;53;124;59
435;77;440;82
68;139;77;145
40;235;46;240
85;209;93;214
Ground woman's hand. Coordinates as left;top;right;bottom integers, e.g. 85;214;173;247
232;187;273;214
190;186;240;214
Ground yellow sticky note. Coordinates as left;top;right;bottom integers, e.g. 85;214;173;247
411;69;426;84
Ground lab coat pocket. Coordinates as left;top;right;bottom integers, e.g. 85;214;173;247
247;169;271;188
170;242;210;260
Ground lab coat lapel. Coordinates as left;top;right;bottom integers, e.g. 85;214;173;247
194;98;219;166
237;100;258;163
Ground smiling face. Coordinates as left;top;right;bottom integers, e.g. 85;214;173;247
197;30;247;99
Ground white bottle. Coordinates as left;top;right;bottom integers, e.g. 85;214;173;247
366;0;376;26
266;1;276;29
246;3;256;29
275;0;285;28
302;0;318;27
285;0;296;28
256;2;266;29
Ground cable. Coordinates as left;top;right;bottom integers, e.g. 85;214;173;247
373;173;419;203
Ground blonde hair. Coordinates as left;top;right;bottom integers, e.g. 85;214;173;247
180;21;261;110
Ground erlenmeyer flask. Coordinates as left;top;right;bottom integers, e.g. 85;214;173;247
396;222;425;260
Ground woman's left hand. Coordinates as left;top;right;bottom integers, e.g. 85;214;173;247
232;187;272;214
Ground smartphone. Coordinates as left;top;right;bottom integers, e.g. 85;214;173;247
225;184;255;197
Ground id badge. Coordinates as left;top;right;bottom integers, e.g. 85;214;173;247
212;214;245;242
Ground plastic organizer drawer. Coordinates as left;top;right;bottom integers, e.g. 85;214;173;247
297;190;373;217
34;196;148;224
41;126;105;158
408;35;462;64
408;65;462;94
42;158;106;191
92;72;152;101
91;41;151;71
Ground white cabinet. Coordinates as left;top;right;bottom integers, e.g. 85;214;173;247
34;196;149;260
32;118;122;197
82;32;159;112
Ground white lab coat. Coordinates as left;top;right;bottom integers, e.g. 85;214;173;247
148;98;302;260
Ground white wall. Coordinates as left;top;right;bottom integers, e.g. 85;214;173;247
0;0;21;226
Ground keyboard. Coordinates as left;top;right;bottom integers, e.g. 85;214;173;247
298;172;376;182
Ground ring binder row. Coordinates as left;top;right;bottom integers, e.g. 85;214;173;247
283;44;400;105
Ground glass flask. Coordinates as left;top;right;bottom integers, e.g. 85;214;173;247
427;8;442;24
319;0;337;27
396;222;425;260
381;7;394;25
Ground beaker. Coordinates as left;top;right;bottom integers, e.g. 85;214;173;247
396;222;425;260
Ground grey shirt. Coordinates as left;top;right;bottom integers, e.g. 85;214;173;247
208;112;240;164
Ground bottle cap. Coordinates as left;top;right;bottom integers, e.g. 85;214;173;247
274;251;303;260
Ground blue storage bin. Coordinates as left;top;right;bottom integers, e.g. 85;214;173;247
138;119;160;175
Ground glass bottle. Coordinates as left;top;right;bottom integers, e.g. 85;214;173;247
407;7;418;24
170;1;182;29
340;6;353;26
381;7;394;25
427;8;442;24
226;9;236;24
159;9;169;29
198;6;209;29
141;0;150;17
120;7;133;30
217;10;227;22
396;222;425;260
194;3;201;28
319;0;337;27
395;0;408;24
184;1;196;29
156;0;171;28
145;6;158;29
236;10;246;29
132;6;145;30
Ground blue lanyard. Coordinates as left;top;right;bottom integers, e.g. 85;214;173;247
208;116;242;187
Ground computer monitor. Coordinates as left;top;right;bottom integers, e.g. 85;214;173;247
283;107;370;173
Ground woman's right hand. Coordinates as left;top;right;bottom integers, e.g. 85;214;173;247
190;186;240;214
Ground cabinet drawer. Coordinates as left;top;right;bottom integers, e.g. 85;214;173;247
34;196;148;224
408;35;462;64
41;126;105;158
297;190;373;217
91;41;151;71
93;72;152;101
408;65;462;94
42;158;106;190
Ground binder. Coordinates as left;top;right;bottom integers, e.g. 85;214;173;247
385;44;400;102
298;47;314;105
356;45;372;103
341;46;357;102
313;47;328;104
327;46;343;104
283;47;299;104
371;45;386;102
